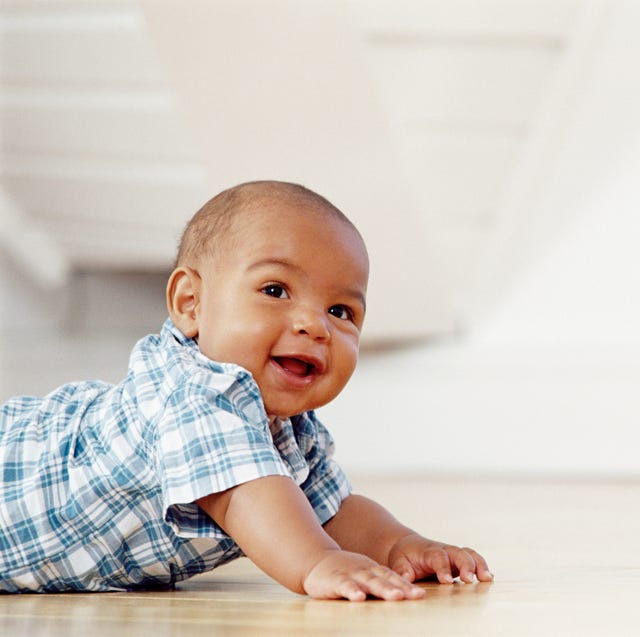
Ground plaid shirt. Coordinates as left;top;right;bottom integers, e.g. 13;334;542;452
0;320;351;592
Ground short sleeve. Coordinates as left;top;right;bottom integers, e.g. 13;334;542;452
292;411;352;525
154;366;291;537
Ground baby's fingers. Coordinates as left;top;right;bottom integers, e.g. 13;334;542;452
405;545;471;584
446;546;494;584
334;579;367;602
459;547;494;582
425;547;457;584
354;567;425;601
304;552;425;601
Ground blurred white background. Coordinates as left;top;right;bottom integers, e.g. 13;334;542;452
1;0;638;477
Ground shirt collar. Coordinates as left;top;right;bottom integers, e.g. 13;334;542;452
162;318;199;351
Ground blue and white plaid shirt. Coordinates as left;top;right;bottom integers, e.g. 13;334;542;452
0;320;351;592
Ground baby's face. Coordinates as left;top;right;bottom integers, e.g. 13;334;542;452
194;200;369;418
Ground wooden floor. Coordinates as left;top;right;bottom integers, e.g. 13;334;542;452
1;476;639;636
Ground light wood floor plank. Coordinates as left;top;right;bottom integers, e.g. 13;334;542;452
1;477;639;636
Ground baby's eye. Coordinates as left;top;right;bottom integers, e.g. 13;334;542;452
261;284;289;299
328;305;352;321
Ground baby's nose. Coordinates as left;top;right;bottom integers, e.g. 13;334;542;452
292;308;330;341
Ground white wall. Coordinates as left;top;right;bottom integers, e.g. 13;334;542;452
0;268;168;399
2;1;639;478
319;1;640;478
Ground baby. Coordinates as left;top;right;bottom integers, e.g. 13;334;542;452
0;181;492;600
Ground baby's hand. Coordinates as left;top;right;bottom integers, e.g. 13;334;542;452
303;550;426;601
388;534;494;584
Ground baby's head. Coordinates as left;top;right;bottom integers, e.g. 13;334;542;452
167;180;369;418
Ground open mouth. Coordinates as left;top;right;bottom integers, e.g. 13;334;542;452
273;356;316;377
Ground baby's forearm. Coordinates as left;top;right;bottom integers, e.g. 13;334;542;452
197;479;428;601
196;475;340;594
323;494;415;566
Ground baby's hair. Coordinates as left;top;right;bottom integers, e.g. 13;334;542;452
175;180;360;268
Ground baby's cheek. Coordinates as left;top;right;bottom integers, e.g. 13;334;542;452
331;344;359;394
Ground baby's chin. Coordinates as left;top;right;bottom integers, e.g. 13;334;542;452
264;400;323;421
260;384;342;420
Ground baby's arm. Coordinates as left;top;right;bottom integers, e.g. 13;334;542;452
323;494;494;584
196;476;425;601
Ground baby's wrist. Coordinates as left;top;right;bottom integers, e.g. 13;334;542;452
386;532;421;562
301;547;344;593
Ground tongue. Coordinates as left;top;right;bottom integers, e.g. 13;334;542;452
277;357;310;376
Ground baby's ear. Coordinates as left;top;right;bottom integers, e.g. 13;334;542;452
166;266;201;338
